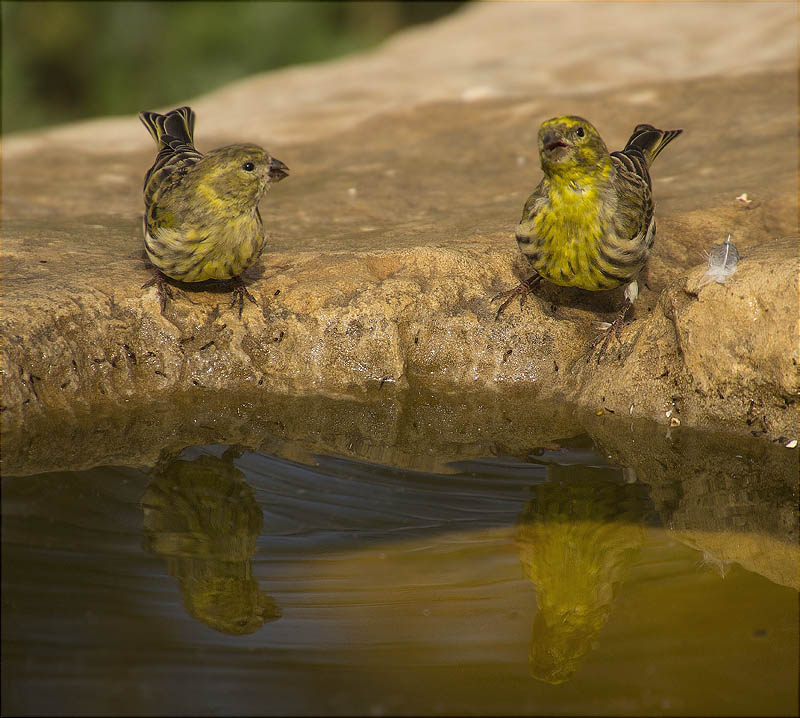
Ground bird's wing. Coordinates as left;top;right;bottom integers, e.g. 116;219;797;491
143;141;204;198
610;154;653;244
516;184;548;243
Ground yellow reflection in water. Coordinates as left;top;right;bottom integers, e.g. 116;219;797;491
141;447;280;635
516;471;648;684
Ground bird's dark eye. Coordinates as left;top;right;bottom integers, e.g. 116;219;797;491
576;127;585;138
242;161;255;172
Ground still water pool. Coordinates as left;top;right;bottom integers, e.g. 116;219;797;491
2;400;798;716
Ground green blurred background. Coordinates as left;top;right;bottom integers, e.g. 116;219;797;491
1;0;465;135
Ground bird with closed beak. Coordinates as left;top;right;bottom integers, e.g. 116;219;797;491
139;106;289;317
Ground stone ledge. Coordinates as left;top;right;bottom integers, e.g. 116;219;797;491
1;234;797;442
1;4;798;443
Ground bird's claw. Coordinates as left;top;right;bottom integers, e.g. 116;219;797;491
591;300;632;363
229;276;258;319
492;274;541;320
142;271;174;315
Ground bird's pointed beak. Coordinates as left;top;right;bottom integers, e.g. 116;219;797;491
268;157;289;182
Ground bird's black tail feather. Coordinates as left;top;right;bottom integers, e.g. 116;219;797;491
139;106;196;148
623;124;682;167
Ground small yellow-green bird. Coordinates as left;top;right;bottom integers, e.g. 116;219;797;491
494;115;681;357
139;106;289;316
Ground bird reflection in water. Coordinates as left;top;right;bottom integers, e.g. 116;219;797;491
516;463;650;684
141;446;280;635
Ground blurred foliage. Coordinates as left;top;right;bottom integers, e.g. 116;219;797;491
1;0;464;134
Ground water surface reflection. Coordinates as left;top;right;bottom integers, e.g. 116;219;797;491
516;466;650;684
142;447;280;635
2;427;797;716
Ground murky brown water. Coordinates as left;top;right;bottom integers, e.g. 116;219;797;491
2;419;797;716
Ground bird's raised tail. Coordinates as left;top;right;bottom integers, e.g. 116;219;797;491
623;124;682;167
139;106;196;148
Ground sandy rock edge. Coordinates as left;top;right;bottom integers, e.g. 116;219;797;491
1;237;797;443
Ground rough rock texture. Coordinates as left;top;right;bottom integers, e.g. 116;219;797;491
1;2;798;443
